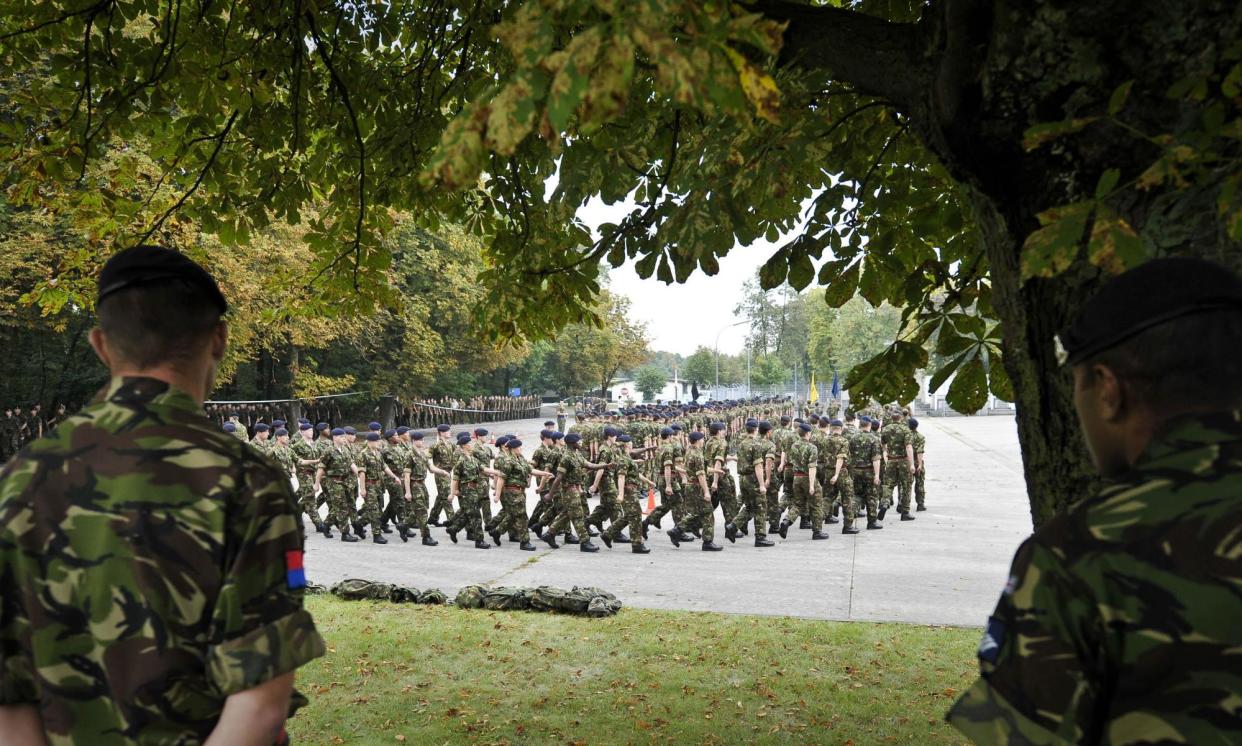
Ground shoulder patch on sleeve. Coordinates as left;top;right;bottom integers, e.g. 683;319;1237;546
978;617;1006;664
285;549;307;589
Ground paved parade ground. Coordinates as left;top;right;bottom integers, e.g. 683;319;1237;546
302;413;1031;628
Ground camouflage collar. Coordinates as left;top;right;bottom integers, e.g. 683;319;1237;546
1138;409;1242;467
92;376;201;415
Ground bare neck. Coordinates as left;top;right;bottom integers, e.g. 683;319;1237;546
109;365;209;405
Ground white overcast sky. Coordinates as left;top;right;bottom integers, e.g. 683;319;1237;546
575;196;796;357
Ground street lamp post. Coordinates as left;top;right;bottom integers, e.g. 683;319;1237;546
714;320;747;398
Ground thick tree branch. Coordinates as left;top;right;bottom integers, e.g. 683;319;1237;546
745;0;926;114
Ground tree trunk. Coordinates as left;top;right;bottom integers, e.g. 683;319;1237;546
769;0;1241;525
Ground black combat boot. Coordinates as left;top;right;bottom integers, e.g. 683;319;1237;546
529;522;543;536
398;525;410;543
632;544;652;554
866;520;883;530
321;525;333;539
488;529;503;546
701;541;723;551
446;525;459;543
580;540;600;552
422;534;440;546
645;515;663;529
519;541;537;551
842;526;860;535
877;507;888;521
564;532;581;545
900;512;916;521
354;524;367;539
778;520;791;539
724;523;738;543
615;533;631;544
373;533;388;544
825;515;840;525
916;504;927;512
667;527;682;547
341;531;359;543
474;539;492;549
738;523;748;536
811;530;830;540
755;536;775;547
600;532;613;549
540;532;560;549
798;517;811;530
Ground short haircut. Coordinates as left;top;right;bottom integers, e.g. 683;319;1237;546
96;279;223;369
1086;309;1242;416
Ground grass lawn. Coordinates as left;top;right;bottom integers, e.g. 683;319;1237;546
289;595;978;745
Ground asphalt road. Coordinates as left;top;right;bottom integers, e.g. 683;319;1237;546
302;414;1031;627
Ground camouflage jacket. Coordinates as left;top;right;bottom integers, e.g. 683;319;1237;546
555;447;590;489
850;431;882;470
499;454;532;490
881;422;912;459
0;377;324;742
788;439;818;474
947;410;1242;745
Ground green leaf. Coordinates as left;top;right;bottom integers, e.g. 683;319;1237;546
1022;117;1099;151
929;348;975;396
1020;201;1093;280
946;356;989;413
758;249;789;290
787;250;814;290
1087;207;1147;275
988;352;1014;402
1108;80;1134;116
1094;168;1121;199
822;260;860;307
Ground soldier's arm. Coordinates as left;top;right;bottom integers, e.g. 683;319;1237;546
872;456;882;484
531;468;554;478
205;672;295;746
663;462;674;493
832;455;845;483
764;453;776;485
697;472;711;499
402;469;413;498
428;464;450;477
617;472;627;495
905;442;914;463
313;465;325;489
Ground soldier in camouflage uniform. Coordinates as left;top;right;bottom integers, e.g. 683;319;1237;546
706;422;739;523
850;417;884;530
540;433;603;552
405;431;442;545
948;257;1242;744
471;428;496;523
291;421;325;532
486;439;548;551
667;431;722;550
250;422;272;453
427;424;457;525
642;427;683;534
821;420;859;534
726;421;776;546
227;411;249;442
315;428;362;542
779;423;818;538
600;435;654;553
908;418;927;511
880;407;916;521
445;434;492;549
586;427;623;533
0;245;324;743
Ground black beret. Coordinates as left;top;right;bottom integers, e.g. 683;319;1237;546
97;245;228;314
830;419;843;427
272;419;286;427
457;434;472;445
410;431;425;441
343;426;357;435
507;439;523;449
274;428;288;437
758;421;772;434
798;423;813;432
474;428;488;436
617;434;632;443
368;421;382;431
316;422;330;430
299;422;313;431
396;426;410;434
660;427;674;437
366;432;381;441
564;433;582;444
436;424;451;432
222;422;235;432
331;427;346;436
384;429;397;438
253;423;270;432
1057;257;1242;367
907;418;919;429
688;431;705;442
551;432;564;440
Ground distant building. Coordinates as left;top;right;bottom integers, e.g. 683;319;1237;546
605;377;696;404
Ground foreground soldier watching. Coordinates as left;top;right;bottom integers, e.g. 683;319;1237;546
947;257;1242;744
0;246;325;745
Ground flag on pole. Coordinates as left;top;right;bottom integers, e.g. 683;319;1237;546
808;372;819;403
831;369;841;399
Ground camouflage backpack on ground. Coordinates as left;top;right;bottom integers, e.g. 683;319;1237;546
388;585;422;603
417;588;448;605
454;584;488;609
331;578;395;601
530;586;568;612
483;586;532;611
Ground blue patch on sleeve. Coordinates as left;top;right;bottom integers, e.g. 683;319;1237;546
978;617;1006;664
286;567;306;590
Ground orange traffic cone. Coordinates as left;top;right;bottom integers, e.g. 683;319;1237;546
644;487;657;515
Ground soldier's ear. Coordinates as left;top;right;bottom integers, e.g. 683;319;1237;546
88;327;115;369
209;320;228;362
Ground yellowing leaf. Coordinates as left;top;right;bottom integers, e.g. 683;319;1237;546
725;47;780;123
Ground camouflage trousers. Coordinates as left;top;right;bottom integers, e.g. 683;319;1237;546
529;488;555;527
358;487;384;535
321;477;357;534
731;474;768;538
914;466;926;507
486;486;530;543
548;486;589;540
766;476;780;528
825;470;857;530
445;485;485;538
786;475;822;527
478;483;493;521
587;485;620;529
884;460;914;513
603;486;645;546
714;472;739;520
380;476;403;526
428;474;455;523
296;470;320;527
678;486;715;543
391;483;432;538
774;467;793;526
646;480;684;527
851;467;880;523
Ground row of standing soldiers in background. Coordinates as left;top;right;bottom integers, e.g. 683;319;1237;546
217;396;926;554
1;404;71;461
397;395;542;428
